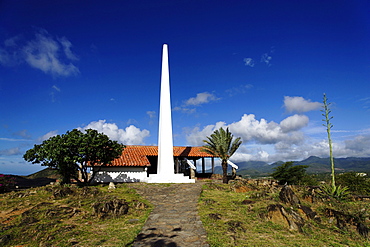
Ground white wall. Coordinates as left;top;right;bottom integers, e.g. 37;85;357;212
91;167;148;183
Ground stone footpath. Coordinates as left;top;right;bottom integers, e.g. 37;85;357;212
127;182;209;247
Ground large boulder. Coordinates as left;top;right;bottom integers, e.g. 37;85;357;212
266;204;305;232
279;185;301;206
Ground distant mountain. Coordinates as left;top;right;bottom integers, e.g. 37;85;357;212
211;156;370;178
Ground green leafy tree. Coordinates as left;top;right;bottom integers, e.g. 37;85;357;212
24;129;124;184
270;161;309;185
202;127;242;184
322;94;336;189
337;172;370;195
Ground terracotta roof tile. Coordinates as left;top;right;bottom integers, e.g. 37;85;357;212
106;145;215;167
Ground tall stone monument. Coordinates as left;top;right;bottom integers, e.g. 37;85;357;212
147;44;195;183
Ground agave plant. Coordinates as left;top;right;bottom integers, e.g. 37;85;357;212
319;183;350;201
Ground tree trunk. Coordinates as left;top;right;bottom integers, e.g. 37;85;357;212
222;160;228;184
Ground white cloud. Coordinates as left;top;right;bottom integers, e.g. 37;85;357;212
80;120;150;145
0;147;21;156
280;114;309;133
260;53;272;66
38;130;58;142
225;84;253;96
243;58;255;67
284;96;322;113
186;121;227;146
187;113;308;147
146;111;156;119
58;37;79;61
0;29;80;77
0;137;31;142
52;85;61;92
185;92;219;106
344;135;370;155
13;129;31;139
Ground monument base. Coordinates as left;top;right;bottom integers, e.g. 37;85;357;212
147;173;195;183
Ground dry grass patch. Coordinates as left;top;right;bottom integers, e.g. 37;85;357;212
198;181;370;247
0;184;152;246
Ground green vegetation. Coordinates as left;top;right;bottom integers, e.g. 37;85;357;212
202;127;242;183
0;174;16;193
337;172;370;195
198;181;370;247
0;184;152;246
24;129;124;184
270;161;315;185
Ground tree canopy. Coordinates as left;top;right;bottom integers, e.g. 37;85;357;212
270;161;309;185
202;127;242;183
24;129;124;184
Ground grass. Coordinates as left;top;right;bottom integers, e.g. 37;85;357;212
0;184;152;246
1;180;370;246
198;181;370;247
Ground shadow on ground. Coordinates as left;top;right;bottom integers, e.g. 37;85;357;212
127;227;179;247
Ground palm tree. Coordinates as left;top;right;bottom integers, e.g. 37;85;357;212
202;127;242;183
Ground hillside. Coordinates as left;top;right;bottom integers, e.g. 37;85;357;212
221;156;370;177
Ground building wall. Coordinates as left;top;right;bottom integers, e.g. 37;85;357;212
91;167;148;183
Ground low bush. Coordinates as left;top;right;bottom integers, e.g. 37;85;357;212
0;174;16;193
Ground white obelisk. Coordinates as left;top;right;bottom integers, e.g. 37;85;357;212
148;44;194;183
157;44;174;175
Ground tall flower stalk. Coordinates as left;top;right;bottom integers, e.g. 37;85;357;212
322;93;336;189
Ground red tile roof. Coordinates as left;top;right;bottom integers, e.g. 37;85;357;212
106;145;215;167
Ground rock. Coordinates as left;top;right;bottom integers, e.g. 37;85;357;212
128;219;140;223
234;185;253;193
325;208;369;237
108;182;116;190
241;199;255;205
279;185;301;206
267;204;290;228
267;204;305;232
0;235;11;245
298;205;321;223
227;220;245;233
357;223;369;238
92;198;129;219
208;213;221;220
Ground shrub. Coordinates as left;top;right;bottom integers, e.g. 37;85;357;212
336;172;370;195
270;162;309;185
0;174;16;193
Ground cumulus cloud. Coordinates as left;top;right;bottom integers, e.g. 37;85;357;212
174;92;219;114
185;97;369;164
284;96;322;113
185;92;219;106
0;29;79;77
80;120;150;145
344;135;370;155
187;114;307;147
280;115;309;133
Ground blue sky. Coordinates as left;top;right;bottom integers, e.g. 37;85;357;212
1;0;369;175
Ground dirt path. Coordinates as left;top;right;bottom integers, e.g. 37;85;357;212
127;182;209;247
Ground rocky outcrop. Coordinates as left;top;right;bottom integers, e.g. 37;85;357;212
92;199;129;219
324;208;369;238
267;204;305;232
267;185;317;232
266;185;368;238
